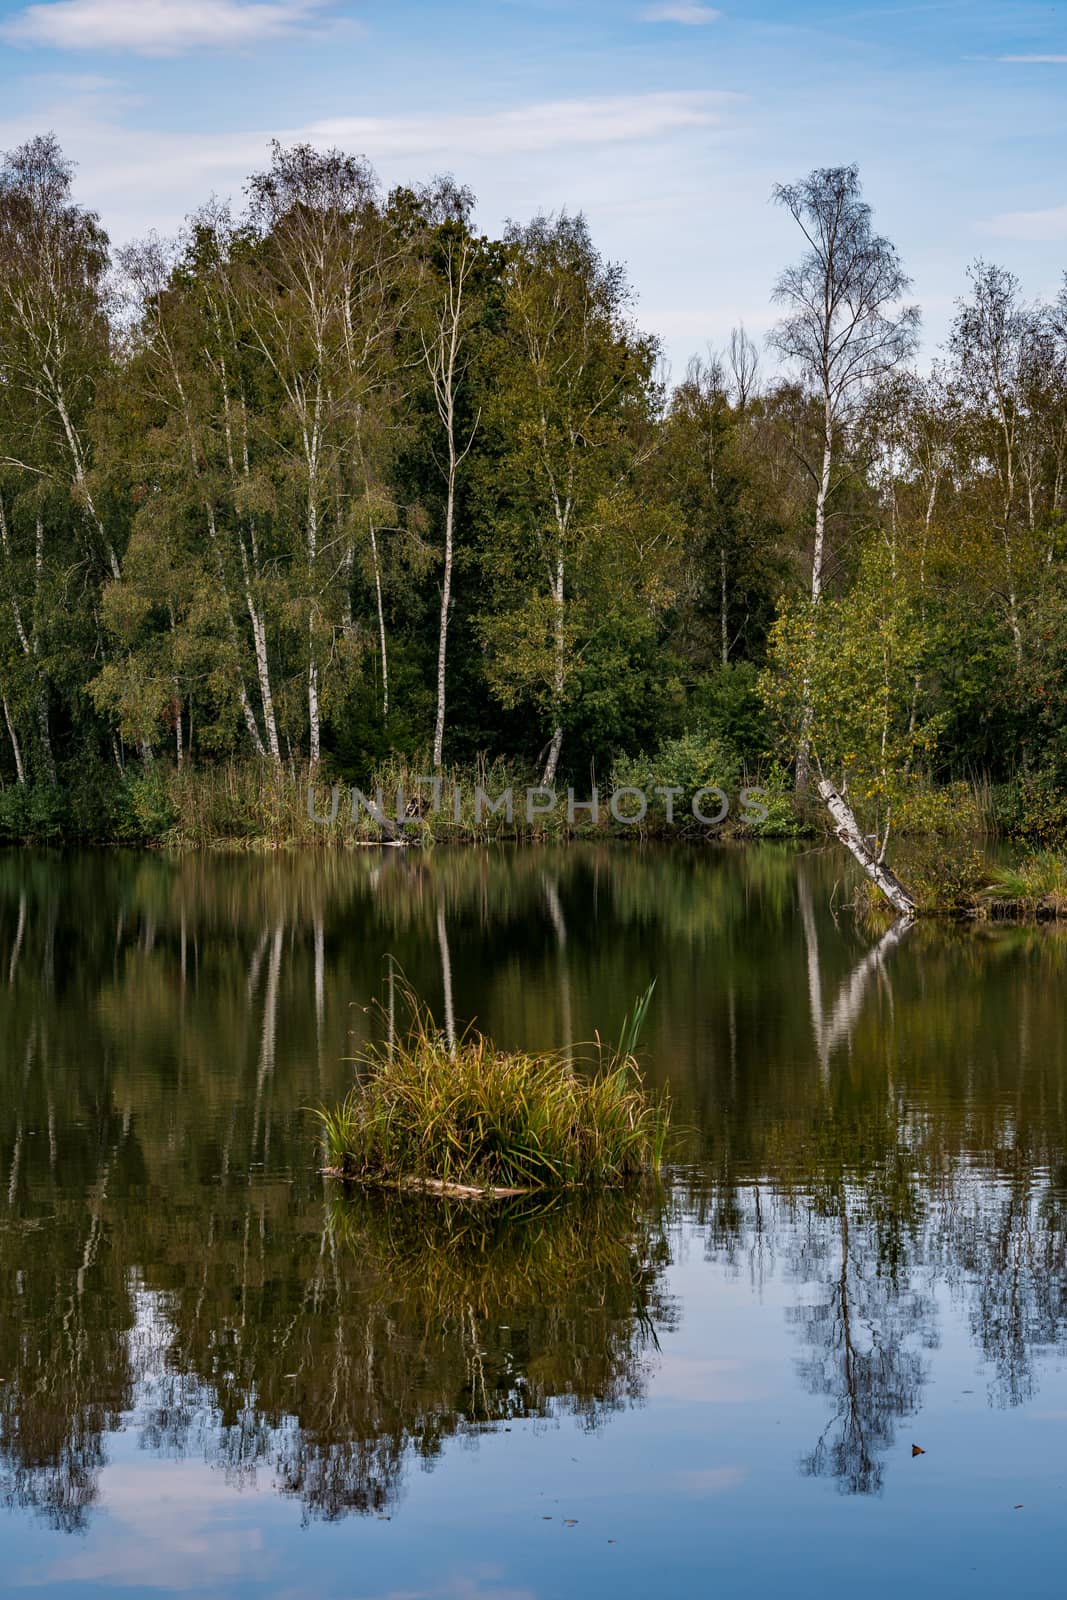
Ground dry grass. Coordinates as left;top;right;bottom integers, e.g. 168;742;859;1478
318;994;670;1193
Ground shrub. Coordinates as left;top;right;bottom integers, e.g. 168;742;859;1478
113;771;179;842
610;728;741;832
993;768;1067;843
895;841;987;914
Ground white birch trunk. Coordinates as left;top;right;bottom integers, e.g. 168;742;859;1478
54;387;120;580
817;778;916;918
246;594;281;761
308;638;321;768
541;552;565;787
796;412;833;793
306;473;321;767
174;681;183;769
3;698;25;785
425;241;477;768
369;522;389;722
432;466;455;771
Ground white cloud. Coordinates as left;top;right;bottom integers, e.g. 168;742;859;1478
3;0;333;56
310;92;732;158
642;3;722;22
997;55;1067;64
0;92;733;219
983;204;1067;241
30;1459;267;1589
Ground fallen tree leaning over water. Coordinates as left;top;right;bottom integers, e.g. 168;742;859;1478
319;990;670;1196
818;779;917;918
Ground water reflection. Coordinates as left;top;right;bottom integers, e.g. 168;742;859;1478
0;846;1066;1540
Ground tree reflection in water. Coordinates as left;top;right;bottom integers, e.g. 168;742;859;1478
1;846;1067;1525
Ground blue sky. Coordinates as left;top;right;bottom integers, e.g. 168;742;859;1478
0;0;1065;374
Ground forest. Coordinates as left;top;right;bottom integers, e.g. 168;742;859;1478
0;133;1065;850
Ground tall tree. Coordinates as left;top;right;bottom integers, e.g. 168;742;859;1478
241;144;407;766
0;134;124;779
769;164;919;790
411;183;485;771
477;213;667;784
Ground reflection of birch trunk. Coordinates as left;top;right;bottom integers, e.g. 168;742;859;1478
314;916;325;1045
8;890;25;985
252;924;284;1154
436;898;455;1055
799;867;913;1076
543;873;572;1058
246;927;270;1002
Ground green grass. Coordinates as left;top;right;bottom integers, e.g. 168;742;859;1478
984;852;1067;916
318;995;670;1193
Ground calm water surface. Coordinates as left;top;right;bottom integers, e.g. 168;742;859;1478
2;845;1066;1598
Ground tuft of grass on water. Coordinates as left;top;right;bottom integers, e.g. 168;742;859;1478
318;996;670;1193
984;852;1067;916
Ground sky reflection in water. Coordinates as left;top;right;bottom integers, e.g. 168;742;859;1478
1;845;1065;1599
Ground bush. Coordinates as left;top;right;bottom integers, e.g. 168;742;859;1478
895;841;987;914
0;781;67;843
743;759;809;838
993;768;1067;843
891;779;985;837
611;728;741;832
113;771;179;842
687;661;772;767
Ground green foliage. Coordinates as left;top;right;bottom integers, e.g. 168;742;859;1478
688;661;772;767
994;769;1067;844
746;759;809;839
1;134;1066;856
895;842;988;914
611;728;741;831
762;543;940;841
319;995;671;1192
115;771;179;842
891;780;985;838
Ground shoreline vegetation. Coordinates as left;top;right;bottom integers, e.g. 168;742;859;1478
319;989;671;1197
0;141;1065;919
1;755;1066;919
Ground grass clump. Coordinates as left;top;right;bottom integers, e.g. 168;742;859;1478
984;852;1067;916
319;994;670;1194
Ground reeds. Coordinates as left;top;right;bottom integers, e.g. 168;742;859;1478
984;852;1067;916
318;997;670;1193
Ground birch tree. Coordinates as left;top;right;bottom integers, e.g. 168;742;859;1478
769;164;919;790
414;190;484;771
0;136;118;582
242;144;406;767
106;227;283;760
478;214;663;784
0;135;131;780
948;263;1052;664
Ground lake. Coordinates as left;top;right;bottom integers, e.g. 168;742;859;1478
2;845;1065;1599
